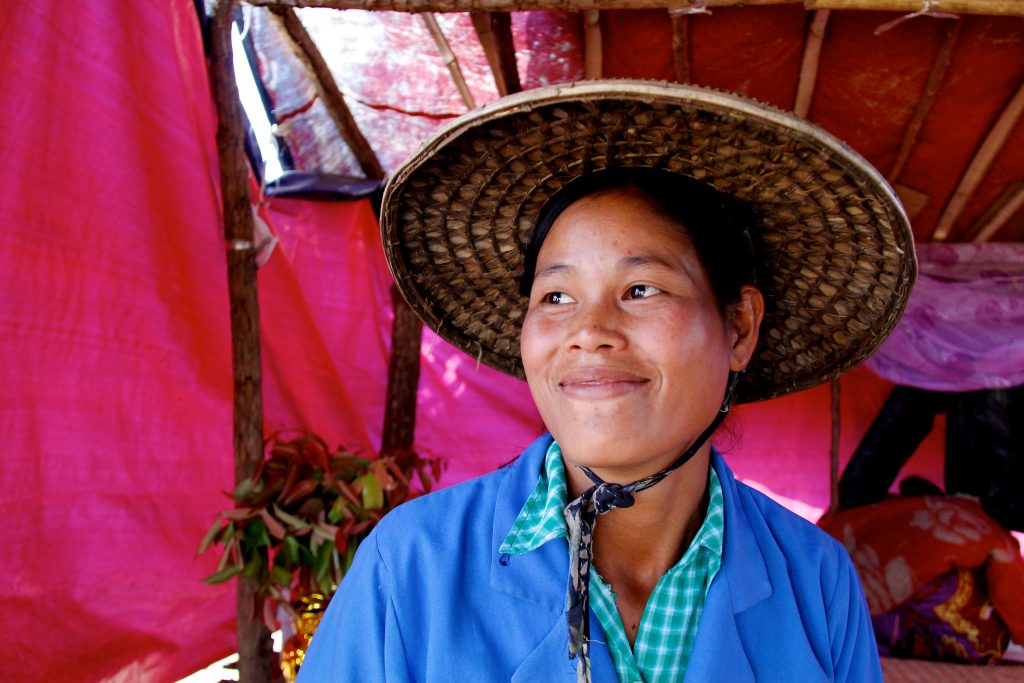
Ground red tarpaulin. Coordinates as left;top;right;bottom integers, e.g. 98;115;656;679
1;2;949;681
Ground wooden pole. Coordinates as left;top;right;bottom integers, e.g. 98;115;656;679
888;20;960;182
471;12;522;96
794;9;829;119
582;9;602;80
669;10;691;83
829;378;841;515
205;3;278;682
967;181;1024;243
380;286;425;454
270;7;386;179
932;77;1024;241
423;12;477;109
245;0;1022;16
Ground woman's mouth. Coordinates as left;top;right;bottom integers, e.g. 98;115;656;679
558;369;649;399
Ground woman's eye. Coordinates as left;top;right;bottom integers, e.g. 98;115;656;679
541;292;575;305
627;284;662;299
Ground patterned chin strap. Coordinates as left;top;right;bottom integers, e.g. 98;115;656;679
562;371;742;683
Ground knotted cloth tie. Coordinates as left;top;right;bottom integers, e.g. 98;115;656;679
562;372;741;683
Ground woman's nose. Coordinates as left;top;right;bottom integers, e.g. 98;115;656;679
566;300;627;352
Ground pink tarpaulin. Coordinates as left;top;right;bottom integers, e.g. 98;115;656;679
2;2;944;681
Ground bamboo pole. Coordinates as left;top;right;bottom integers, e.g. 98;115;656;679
270;7;386;178
887;20;960;182
932;78;1024;241
471;12;521;96
422;12;477;109
380;286;425;455
967;181;1024;243
582;9;602;80
794;9;830;119
669;10;691;83
205;3;277;683
245;0;1021;16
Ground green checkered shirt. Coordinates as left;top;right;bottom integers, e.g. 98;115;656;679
499;440;724;683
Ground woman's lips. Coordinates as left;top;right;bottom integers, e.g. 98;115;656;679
557;369;649;399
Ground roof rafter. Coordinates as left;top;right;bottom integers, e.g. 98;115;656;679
794;9;830;119
270;6;386;178
471;12;521;96
422;12;477;109
887;19;960;182
932;77;1024;241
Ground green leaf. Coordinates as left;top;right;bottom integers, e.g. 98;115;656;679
196;518;222;556
273;504;312;531
217;521;235;544
360;473;384;510
314;539;334;581
203;564;243;585
271;565;293;588
283;535;301;565
242;555;262;581
232;477;256;503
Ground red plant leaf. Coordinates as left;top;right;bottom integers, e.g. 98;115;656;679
259;509;287;540
282;478;319;506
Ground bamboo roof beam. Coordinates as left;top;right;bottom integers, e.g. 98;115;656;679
205;2;274;682
967;181;1024;243
423;12;477;109
582;9;602;80
887;19;960;182
669;9;691;83
270;7;386;178
932;78;1024;241
245;0;1024;17
794;9;830;119
471;12;521;96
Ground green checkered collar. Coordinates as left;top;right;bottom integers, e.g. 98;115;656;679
498;439;724;568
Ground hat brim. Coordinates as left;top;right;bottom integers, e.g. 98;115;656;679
381;80;916;402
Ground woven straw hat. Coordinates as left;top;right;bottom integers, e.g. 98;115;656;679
381;80;915;402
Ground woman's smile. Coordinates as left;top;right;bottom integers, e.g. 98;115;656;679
557;366;651;400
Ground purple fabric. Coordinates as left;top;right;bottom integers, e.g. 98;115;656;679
872;569;1010;663
866;243;1024;391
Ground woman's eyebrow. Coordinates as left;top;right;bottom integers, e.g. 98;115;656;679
533;262;575;280
617;254;678;271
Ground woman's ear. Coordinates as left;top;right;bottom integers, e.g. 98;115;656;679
727;285;764;372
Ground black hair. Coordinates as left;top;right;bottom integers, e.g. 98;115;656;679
518;167;760;311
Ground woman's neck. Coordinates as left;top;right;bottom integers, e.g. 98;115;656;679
563;447;713;642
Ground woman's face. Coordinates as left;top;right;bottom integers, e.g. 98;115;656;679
520;189;762;481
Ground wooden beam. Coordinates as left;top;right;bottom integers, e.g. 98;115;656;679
829;378;840;515
246;0;801;11
669;10;691;83
794;9;830;119
422;12;477;109
932;78;1024;241
471;12;521;96
205;3;276;683
270;7;386;178
245;0;1023;16
967;181;1024;243
582;9;602;80
887;19;960;182
380;286;424;455
806;0;1024;16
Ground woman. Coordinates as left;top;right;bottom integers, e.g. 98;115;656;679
299;82;915;682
